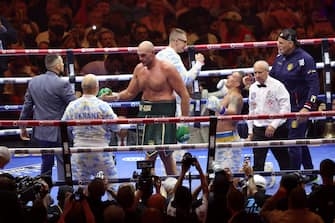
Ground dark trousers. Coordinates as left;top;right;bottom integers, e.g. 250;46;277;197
252;124;290;171
287;119;314;170
31;137;64;181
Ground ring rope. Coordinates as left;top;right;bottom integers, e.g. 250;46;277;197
7;138;335;155
1;94;334;112
0;38;334;56
1;61;334;84
1;111;335;127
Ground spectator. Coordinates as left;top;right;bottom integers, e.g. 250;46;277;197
308;158;335;223
35;12;69;47
0;15;17;96
0;146;10;168
262;186;323;223
47;185;74;223
166;155;208;223
206;169;233;223
226;186;263;223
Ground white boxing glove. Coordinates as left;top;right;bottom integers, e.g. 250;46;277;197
208;79;228;98
206;95;226;114
216;79;227;89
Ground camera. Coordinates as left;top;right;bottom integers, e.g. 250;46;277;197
133;160;154;191
16;176;48;204
182;152;197;168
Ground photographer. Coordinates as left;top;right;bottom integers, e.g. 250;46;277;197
0;146;11;168
166;153;208;223
308;158;335;223
0;173;26;223
0;173;51;223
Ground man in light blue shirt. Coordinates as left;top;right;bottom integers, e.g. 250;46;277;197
62;74;119;182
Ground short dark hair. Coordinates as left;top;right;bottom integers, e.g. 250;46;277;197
279;28;300;47
45;54;61;69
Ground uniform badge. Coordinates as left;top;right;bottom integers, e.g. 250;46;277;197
287;63;293;71
299;59;305;66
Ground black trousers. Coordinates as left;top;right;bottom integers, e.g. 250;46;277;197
252;124;290;171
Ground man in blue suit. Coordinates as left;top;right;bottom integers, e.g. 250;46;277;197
19;54;76;181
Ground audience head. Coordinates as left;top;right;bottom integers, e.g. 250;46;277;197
147;193;166;213
171;185;192;210
0;146;11;169
280;173;303;194
212;169;232;195
141;207;164;223
57;185;74;208
81;74;99;95
320;158;335;178
288;186;308;209
104;204;125;223
117;183;135;209
162;177;177;195
0;173;16;192
88;177;106;201
226;186;245;213
253;174;267;191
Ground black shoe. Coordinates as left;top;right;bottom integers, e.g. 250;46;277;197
302;175;318;184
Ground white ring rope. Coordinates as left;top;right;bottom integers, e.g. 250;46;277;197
7;138;335;155
0;61;334;84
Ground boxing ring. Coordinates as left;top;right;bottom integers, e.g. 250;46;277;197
0;37;335;190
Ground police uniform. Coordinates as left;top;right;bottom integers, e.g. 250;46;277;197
270;47;319;170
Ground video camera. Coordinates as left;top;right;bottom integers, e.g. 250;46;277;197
16;175;49;204
133;160;154;192
182;152;197;168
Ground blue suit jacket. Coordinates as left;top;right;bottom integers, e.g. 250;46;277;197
19;71;76;142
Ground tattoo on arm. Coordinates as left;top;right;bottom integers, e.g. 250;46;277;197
228;96;243;115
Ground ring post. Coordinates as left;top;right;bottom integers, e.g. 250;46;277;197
206;116;217;174
66;49;76;92
188;46;201;128
60;121;73;186
321;39;335;138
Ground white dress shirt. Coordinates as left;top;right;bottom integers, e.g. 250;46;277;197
248;76;291;134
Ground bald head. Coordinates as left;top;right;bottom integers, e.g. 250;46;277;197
253;60;270;71
253;60;269;85
138;41;154;53
137;41;156;68
81;74;99;95
0;146;11;169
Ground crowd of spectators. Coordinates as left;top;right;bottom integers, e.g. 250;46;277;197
1;146;334;223
0;0;335;116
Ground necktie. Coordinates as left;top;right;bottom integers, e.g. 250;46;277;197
257;84;266;88
120;140;125;146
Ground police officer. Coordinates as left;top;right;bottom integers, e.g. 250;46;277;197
270;28;319;183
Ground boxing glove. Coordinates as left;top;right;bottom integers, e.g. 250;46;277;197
176;125;190;143
206;95;226;114
97;87;112;97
